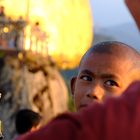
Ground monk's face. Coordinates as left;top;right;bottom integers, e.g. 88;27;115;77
71;53;138;111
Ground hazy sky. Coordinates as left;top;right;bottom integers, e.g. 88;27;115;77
90;0;135;28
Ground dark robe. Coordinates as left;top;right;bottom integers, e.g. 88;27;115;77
18;81;140;140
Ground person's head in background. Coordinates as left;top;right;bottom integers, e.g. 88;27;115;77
71;41;140;111
15;109;42;135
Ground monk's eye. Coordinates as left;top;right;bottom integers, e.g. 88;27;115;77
80;75;92;81
105;80;118;87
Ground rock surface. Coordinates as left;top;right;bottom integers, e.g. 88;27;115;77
0;53;68;140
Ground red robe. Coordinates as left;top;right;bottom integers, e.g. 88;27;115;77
18;81;140;140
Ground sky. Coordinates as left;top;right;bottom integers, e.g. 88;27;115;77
90;0;135;28
89;0;140;52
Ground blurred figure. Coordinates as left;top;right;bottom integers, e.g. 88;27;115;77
30;21;41;52
13;109;42;140
125;0;140;30
14;16;26;50
0;6;5;17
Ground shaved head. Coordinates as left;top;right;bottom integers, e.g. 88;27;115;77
71;41;140;111
80;41;140;69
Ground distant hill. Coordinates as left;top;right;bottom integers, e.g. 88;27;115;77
60;68;78;83
93;22;140;51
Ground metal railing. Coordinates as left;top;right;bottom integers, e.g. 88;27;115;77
0;17;26;50
0;17;48;57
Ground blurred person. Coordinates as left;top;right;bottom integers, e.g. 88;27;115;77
13;109;42;140
30;21;41;52
14;16;26;50
0;6;5;17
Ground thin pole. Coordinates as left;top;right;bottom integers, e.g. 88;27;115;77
26;0;30;21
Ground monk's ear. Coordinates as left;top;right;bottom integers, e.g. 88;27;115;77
70;77;77;96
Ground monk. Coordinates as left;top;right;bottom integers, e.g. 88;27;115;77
70;41;140;111
17;81;140;140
